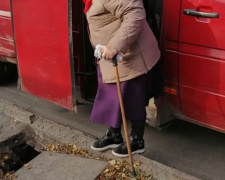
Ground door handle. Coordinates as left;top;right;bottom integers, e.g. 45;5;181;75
183;9;219;18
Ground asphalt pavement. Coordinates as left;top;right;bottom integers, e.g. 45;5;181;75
0;80;225;180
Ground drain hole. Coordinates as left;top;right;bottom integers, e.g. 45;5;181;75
0;143;40;174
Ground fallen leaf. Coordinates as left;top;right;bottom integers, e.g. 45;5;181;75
23;163;30;167
109;159;116;165
3;155;9;160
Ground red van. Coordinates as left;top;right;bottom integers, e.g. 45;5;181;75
0;0;225;133
157;0;225;133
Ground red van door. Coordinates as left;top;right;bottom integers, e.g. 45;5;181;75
11;0;76;110
178;0;225;131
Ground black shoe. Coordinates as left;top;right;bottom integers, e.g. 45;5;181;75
112;136;145;157
91;130;123;151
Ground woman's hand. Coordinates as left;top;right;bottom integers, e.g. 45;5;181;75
101;45;118;60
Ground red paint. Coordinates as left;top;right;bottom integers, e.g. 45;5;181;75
0;0;15;58
0;17;15;57
12;0;75;110
178;0;225;132
160;0;181;112
179;0;225;50
0;0;10;11
179;52;225;91
179;43;225;61
162;49;178;80
161;0;225;133
161;0;180;42
180;85;225;130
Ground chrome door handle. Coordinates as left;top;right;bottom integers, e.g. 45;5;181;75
183;9;219;18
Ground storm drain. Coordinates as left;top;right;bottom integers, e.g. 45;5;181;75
0;135;40;178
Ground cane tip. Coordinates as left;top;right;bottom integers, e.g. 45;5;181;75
131;170;137;177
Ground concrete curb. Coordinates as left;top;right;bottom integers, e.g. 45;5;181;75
0;98;200;180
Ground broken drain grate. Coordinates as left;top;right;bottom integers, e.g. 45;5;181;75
0;142;40;178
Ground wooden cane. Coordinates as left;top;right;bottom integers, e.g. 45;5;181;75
112;57;136;177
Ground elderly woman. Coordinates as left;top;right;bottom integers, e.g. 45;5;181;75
83;0;160;157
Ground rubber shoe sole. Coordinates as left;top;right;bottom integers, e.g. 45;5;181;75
112;148;145;158
91;143;122;151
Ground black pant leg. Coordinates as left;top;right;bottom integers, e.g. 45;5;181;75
130;119;146;140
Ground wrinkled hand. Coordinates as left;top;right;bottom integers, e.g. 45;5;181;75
101;45;118;60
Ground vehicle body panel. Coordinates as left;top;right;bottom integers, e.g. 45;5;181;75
160;0;181;111
0;0;15;58
11;0;75;110
178;0;225;131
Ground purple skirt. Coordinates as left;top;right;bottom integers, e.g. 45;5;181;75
90;65;151;128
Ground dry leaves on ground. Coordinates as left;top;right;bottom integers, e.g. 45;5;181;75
45;143;92;158
0;153;17;180
97;159;155;180
45;143;155;180
1;172;17;180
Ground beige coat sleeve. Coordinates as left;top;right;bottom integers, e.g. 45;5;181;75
103;0;146;54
